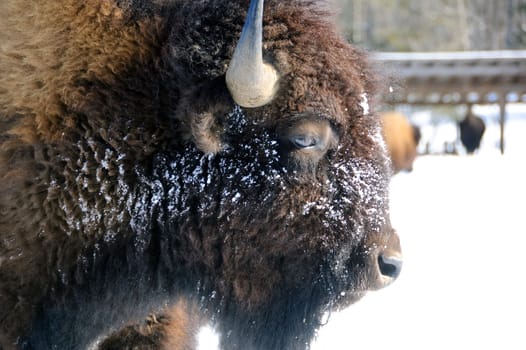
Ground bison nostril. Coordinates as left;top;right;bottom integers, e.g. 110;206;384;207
378;254;403;280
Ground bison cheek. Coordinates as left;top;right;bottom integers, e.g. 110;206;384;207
219;240;284;312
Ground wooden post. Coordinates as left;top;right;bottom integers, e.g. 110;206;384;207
499;96;506;155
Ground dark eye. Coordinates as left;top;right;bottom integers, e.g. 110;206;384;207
291;134;320;149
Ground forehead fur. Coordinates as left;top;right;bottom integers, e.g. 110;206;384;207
269;3;375;115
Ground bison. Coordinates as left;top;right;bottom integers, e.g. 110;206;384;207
0;0;402;349
459;112;486;154
381;112;421;174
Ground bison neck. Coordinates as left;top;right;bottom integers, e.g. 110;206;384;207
26;233;194;350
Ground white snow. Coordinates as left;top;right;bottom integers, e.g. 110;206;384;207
360;93;370;115
197;326;220;350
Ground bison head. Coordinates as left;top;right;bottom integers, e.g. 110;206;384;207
0;0;402;348
156;0;402;346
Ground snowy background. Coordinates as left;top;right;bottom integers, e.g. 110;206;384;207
199;104;526;349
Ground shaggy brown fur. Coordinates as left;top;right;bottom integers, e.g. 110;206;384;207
1;1;401;349
381;111;421;174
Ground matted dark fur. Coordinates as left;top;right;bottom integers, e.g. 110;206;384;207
0;0;401;349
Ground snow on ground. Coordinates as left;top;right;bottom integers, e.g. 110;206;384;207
313;154;526;349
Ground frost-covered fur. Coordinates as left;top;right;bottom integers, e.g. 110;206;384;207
0;1;400;349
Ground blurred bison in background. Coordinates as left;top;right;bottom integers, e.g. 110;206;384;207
0;0;402;349
381;112;421;174
459;112;486;154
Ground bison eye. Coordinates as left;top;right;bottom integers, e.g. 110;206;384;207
290;134;320;149
280;117;338;152
277;115;340;171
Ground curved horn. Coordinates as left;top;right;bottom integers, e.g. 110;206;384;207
226;0;279;108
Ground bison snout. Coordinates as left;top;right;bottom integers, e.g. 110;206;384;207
377;253;403;284
367;228;403;290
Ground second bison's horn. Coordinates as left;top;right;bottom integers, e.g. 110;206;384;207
226;0;279;108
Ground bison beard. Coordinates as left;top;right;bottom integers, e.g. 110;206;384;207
0;0;402;349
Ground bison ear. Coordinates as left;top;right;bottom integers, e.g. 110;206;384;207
225;0;279;108
188;111;224;154
175;80;234;154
